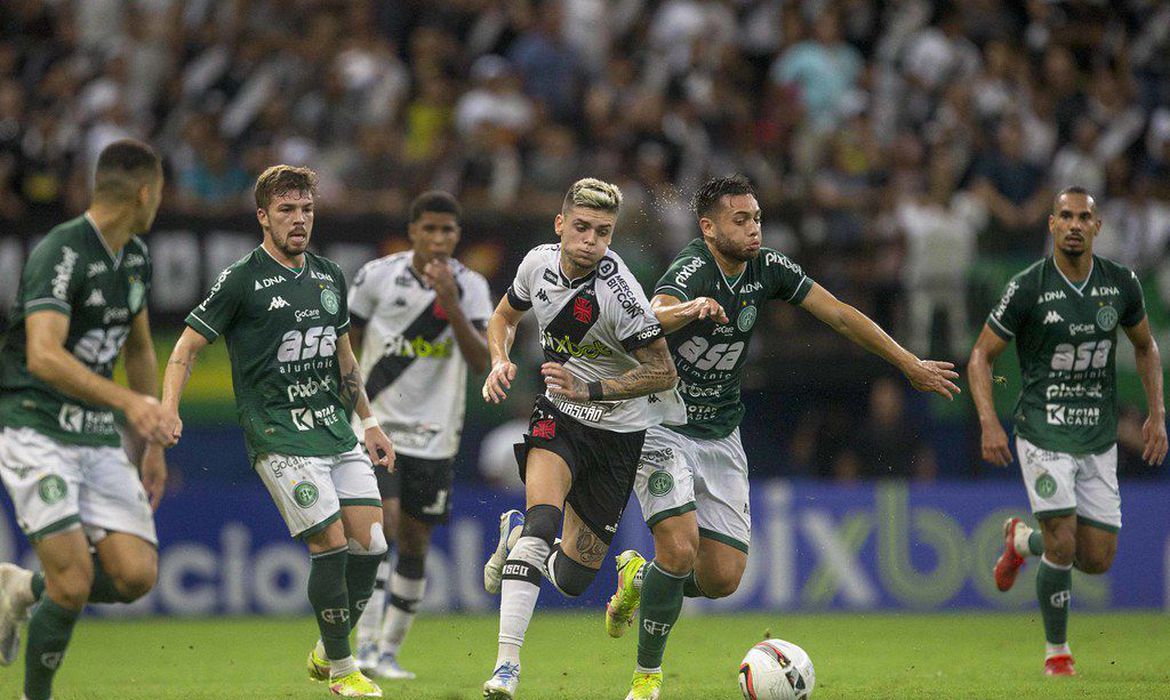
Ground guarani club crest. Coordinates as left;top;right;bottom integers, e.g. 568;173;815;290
1034;472;1058;499
1096;304;1118;332
320;287;339;315
648;470;674;497
293;481;320;508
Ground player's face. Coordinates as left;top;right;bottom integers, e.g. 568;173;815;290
555;206;615;273
258;190;314;258
409;211;460;262
1048;193;1100;259
704;194;762;262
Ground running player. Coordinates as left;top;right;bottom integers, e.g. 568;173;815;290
971;186;1165;676
479;178;686;699
604;174;961;699
160;165;395;698
0;139;171;700
349;191;492;679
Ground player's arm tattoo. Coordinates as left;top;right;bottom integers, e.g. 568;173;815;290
598;338;677;400
339;365;363;412
166;356;194;385
574;529;609;566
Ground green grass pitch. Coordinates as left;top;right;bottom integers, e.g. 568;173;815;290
1;612;1167;699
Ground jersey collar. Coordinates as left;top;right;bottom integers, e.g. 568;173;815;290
1051;256;1094;297
84;213;123;268
259;244;307;278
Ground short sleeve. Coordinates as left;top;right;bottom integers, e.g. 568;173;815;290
463;271;495;325
1119;267;1146;328
21;239;84;316
607;260;664;352
506;249;540;311
987;275;1029;340
348;261;377;325
763;250;813;304
186;264;243;342
333;264;351;335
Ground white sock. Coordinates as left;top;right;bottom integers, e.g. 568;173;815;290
356;560;390;650
1046;642;1071;659
330;655;357;678
378;572;426;657
496;536;548;667
1013;523;1035;558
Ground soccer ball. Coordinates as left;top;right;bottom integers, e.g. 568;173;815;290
738;638;815;700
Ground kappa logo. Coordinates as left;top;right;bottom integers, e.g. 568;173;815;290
268;296;290;311
254;275;286;290
85;289;106;307
573;296;593;323
87;261;107;278
536;289;551;304
1042;310;1063;325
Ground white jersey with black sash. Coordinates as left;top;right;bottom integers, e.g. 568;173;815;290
506;244;685;433
349;252;494;459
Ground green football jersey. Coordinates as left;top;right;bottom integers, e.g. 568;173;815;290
0;215;151;446
186;247;356;461
988;255;1145;454
656;238;814;439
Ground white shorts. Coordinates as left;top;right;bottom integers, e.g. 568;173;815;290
0;427;157;544
1016;436;1121;531
254;446;380;539
633;425;750;552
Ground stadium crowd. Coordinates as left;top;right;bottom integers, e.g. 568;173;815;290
1;0;1168;481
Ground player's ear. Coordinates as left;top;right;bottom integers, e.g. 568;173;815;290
257;207;268;228
554;213;564;238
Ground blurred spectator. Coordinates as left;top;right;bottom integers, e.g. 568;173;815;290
175;134;250;213
1050;116;1106;197
970;119;1050;254
836;377;938;481
1098;172;1170;278
769;9;863;134
508;0;583;123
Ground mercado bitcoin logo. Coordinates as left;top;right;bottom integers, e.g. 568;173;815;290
293;481;320;508
37;475;67;504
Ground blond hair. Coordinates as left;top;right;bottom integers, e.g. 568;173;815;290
562;177;623;215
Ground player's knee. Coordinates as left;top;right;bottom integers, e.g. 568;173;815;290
348;522;389;557
521;504;562;547
653;530;698;574
1044;536;1076;566
547;547;598;597
115;566;157;602
46;562;94;608
698;569;743;599
1076;549;1115;574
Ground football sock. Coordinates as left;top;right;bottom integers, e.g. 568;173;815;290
1045;642;1071;659
30;571;44;600
345;551;382;629
682;570;708;599
496;535;549;667
1014;526;1044;557
24;596;80;700
1028;531;1044;556
308;547;351;661
380;555;426;656
1037;555;1072;645
637;562;687;670
355;559;390;650
86;554;134;604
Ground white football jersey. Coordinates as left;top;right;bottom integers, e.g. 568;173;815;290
507;244;685;432
349;252;494;459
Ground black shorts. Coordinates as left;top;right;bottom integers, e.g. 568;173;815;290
375;453;454;525
514;396;645;544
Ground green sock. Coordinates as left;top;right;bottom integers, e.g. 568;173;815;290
308;548;351;660
1028;532;1044;556
1036;557;1071;644
24;597;81;700
87;555;133;604
636;562;688;670
345;552;382;629
682;570;707;599
30;572;44;600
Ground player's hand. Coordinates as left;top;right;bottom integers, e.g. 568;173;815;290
139;444;168;511
541;362;587;401
903;359;961;400
160;406;183;445
683;297;729;324
980;421;1013;467
423;259;459;309
125;395;176;446
365;425;396;471
1142;413;1168;466
483;360;517;403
